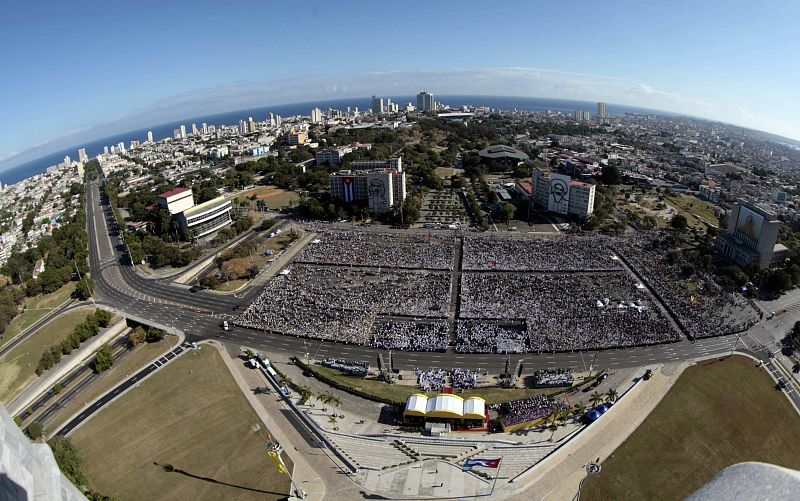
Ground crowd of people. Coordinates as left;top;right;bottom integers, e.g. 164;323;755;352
462;235;623;271
455;321;528;353
495;395;566;427
295;230;455;270
451;368;478;389
372;321;449;351
460;272;681;351
615;235;760;339
235;264;450;343
321;357;369;376
533;368;574;388
418;369;447;391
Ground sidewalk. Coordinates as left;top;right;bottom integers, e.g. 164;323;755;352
215;342;338;501
503;364;684;501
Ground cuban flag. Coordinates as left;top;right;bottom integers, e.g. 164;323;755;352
462;458;502;471
342;176;355;203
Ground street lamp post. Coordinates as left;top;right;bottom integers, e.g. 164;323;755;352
266;441;305;499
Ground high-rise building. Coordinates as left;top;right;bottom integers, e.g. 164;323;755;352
103;146;109;155
173;128;182;139
310;107;323;123
530;167;595;221
574;110;591;124
147;130;154;142
239;119;247;134
372;95;385;114
201;123;208;134
416;91;435;112
63;156;71;167
78;148;88;163
597;102;608;118
329;159;407;214
715;200;786;268
191;123;198;135
269;113;275;126
179;125;187;139
116;142;126;154
248;117;256;133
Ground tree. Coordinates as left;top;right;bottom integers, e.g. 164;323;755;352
606;388;619;404
146;327;166;343
299;386;313;405
501;203;517;223
93;343;114;373
94;309;112;328
327;414;338;430
589;391;604;407
27;421;44;440
48;436;88;487
670;214;688;230
600;164;621;185
643;369;653;381
763;269;793;293
546;413;562;441
572;402;587;421
75;277;93;300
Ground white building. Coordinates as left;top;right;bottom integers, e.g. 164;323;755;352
329;160;407;214
178;196;233;238
531;167;595;220
78;148;88;163
157;187;195;215
351;157;402;172
316;145;354;166
310;107;323;124
147;130;154;142
597;102;608;118
371;95;384;114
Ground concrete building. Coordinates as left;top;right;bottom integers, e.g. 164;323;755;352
597;102;608;118
530;167;595;221
78;148;88;163
371;95;384;114
157;187;195;215
310;107;323;124
329;161;406;214
351;157;402;172
416;91;435;112
316;145;354;166
147;130;154;142
715;200;785;268
287;131;307;145
178;196;233;238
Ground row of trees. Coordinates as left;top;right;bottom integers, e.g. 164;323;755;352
35;309;113;376
542;388;619;441
126;325;166;347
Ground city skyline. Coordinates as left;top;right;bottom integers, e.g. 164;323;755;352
1;0;798;171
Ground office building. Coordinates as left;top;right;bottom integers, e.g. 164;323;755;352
597;102;608;118
351;157;402;172
329;159;407;214
530;167;595;221
715;200;786;268
116;141;126;154
78;148;88;163
201;123;208;134
178;196;233;238
310;107;323;124
287;131;307;145
574;110;590;123
63;156;71;167
180;125;187;139
775;190;788;204
103;146;109;155
372;95;385;114
157;187;195;215
417;91;435;112
191;123;198;135
147;130;154;142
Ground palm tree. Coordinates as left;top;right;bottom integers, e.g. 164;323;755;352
299;386;313;405
546;413;561;441
606;388;619;404
318;392;333;411
589;391;604;407
329;394;342;417
328;414;338;430
572;402;587;421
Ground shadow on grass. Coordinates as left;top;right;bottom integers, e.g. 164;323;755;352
153;462;284;496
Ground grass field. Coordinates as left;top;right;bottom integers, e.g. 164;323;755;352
665;194;719;229
42;335;178;434
238;185;299;209
309;364;557;405
582;356;800;501
0;283;75;348
71;345;292;501
0;307;96;404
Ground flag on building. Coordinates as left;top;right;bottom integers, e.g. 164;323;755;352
342;176;355;203
462;458;502;471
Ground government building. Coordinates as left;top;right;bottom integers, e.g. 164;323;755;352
715;200;786;269
157;187;233;239
530;167;596;221
329;158;406;214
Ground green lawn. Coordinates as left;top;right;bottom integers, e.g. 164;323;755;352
0;283;75;349
582;356;800;501
0;307;96;404
238;186;299;208
71;345;292;501
665;194;719;229
42;335;178;434
308;364;558;405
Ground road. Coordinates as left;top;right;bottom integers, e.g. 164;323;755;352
0;298;77;358
83;177;797;375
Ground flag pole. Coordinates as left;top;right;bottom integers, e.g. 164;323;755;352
490;457;503;496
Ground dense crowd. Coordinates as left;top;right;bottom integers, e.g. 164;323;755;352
460;272;681;351
533;368;573;387
455;321;528;353
321;357;369;376
372;321;449;351
418;369;447;391
236;265;450;342
295;230;455;270
462;235;623;271
495;395;566;427
614;235;760;338
451;368;477;389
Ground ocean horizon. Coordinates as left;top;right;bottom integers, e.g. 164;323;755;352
0;95;669;185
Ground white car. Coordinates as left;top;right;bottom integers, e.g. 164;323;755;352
223;321;229;331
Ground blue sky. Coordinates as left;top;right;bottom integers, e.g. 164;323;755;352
1;0;798;169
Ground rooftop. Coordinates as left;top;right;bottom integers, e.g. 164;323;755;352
479;145;530;161
182;196;230;217
157;187;191;199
